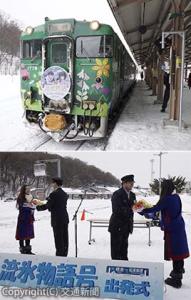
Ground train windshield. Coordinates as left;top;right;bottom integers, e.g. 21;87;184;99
51;43;67;64
76;36;113;58
22;40;42;59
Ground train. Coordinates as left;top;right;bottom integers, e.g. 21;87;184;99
20;18;136;141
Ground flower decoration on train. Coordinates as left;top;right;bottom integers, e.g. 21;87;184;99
92;58;110;78
76;69;90;102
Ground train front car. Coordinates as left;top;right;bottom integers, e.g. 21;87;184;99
20;18;135;141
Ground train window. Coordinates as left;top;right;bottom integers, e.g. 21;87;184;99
76;36;113;58
51;43;67;64
22;40;41;59
105;36;113;57
33;40;42;58
22;41;31;58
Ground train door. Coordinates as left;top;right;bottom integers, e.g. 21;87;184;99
46;37;73;73
42;37;74;112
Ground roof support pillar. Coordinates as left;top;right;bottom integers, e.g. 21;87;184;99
145;64;152;89
151;54;158;96
168;1;186;128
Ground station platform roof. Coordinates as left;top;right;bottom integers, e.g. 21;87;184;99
107;0;191;65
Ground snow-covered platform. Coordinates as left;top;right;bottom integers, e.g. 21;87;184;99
106;81;191;151
1;76;191;151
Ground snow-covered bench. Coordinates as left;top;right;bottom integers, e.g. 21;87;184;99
87;218;153;246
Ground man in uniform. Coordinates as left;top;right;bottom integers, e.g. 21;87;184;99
37;177;69;256
108;175;136;260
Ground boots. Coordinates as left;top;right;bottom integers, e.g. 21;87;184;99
24;245;35;255
169;269;185;278
19;246;27;254
165;277;182;288
165;271;183;288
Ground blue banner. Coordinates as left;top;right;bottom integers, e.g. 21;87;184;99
0;253;163;299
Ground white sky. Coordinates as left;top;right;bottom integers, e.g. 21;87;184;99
55;151;191;187
0;0;137;64
0;0;114;28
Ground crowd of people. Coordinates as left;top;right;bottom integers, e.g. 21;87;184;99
15;176;189;289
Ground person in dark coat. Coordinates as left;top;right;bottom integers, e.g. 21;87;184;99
37;177;69;256
142;179;189;288
140;70;144;81
187;73;191;90
161;72;170;112
15;185;36;254
108;175;136;260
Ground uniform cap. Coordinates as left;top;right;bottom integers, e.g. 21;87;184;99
121;175;135;183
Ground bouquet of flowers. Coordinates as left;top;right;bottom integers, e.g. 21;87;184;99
31;199;47;206
132;199;153;212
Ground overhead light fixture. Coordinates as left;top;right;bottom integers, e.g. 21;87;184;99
90;21;100;31
25;26;34;35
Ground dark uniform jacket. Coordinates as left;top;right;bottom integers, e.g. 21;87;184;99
108;188;136;234
37;187;69;227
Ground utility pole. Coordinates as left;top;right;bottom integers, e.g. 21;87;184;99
153;152;168;195
150;159;155;183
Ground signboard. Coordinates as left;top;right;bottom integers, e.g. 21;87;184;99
48;23;72;34
33;162;47;177
41;66;71;100
0;253;163;299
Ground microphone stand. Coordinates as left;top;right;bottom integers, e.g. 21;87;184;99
72;191;86;257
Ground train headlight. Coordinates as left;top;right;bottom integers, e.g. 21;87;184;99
90;21;100;31
25;26;34;35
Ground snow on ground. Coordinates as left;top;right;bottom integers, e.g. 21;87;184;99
0;75;81;151
1;76;191;151
106;81;191;151
0;194;190;299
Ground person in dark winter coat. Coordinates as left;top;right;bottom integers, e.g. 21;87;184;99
188;73;191;90
142;179;189;288
108;175;136;260
37;177;69;257
15;185;36;254
161;72;170;112
140;70;144;81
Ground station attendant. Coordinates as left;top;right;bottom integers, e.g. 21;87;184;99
108;175;136;260
37;177;69;257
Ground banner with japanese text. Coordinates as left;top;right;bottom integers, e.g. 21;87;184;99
0;253;164;299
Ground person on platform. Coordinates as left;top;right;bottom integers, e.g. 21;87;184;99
108;175;136;260
140;70;144;80
15;185;36;254
37;177;69;257
187;72;191;90
161;71;170;112
142;179;189;288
